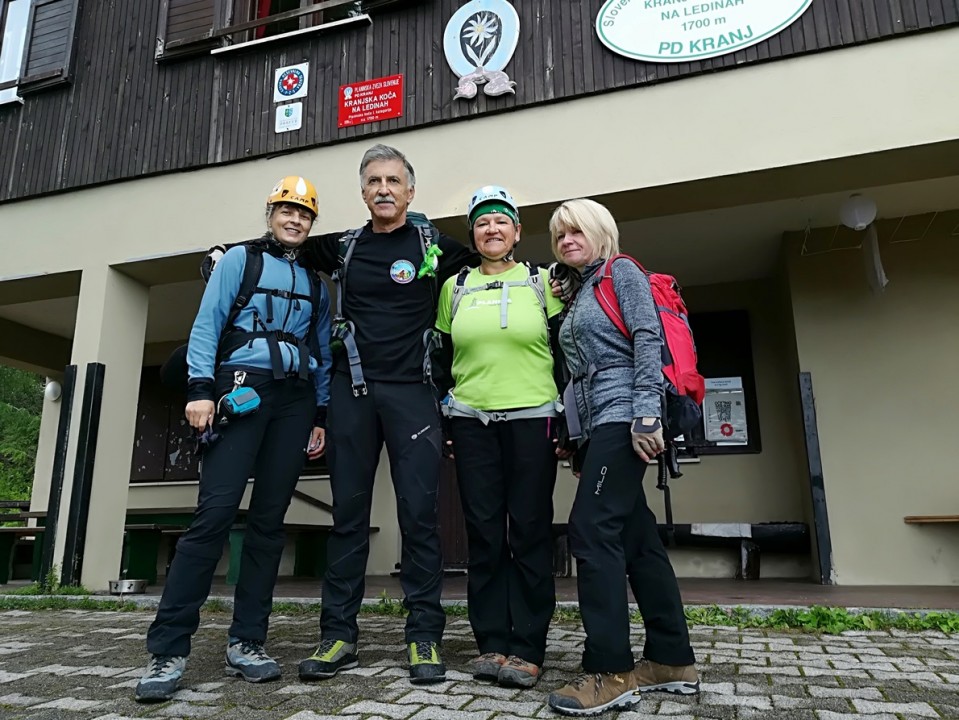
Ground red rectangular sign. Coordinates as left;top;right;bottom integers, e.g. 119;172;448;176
338;74;404;128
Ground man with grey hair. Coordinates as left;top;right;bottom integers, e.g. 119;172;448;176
283;143;476;685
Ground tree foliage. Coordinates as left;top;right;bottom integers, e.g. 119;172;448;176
0;367;43;414
0;367;44;500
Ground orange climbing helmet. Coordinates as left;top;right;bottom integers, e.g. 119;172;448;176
267;176;319;217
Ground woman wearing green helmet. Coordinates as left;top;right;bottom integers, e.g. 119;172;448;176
433;185;569;688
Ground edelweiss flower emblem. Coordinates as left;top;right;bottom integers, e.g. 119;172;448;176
464;13;498;48
443;1;520;101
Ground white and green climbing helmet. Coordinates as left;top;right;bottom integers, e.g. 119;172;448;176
467;185;520;229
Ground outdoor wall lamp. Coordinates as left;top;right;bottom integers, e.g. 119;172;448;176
840;193;878;231
838;193;888;295
44;380;62;402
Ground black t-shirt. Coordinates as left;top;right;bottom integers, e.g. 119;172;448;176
303;221;477;382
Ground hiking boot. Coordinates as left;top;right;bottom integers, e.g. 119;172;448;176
471;652;507;681
547;671;640;716
408;640;446;684
298;639;359;680
225;637;281;683
497;655;541;688
134;654;186;703
632;657;700;695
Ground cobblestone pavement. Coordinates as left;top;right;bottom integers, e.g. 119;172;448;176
0;609;957;719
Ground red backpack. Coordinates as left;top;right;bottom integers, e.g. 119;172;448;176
593;255;706;435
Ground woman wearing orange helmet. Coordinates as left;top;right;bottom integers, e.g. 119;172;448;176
136;176;332;702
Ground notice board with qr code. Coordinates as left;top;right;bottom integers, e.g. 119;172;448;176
703;377;749;445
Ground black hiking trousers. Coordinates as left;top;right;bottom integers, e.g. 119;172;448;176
569;422;696;673
320;372;446;644
450;416;558;667
146;373;315;658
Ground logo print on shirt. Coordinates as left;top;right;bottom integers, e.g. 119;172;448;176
390;259;416;284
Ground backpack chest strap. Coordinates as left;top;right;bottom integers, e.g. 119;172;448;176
451;271;546;329
253;286;312;324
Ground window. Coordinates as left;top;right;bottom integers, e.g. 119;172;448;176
244;0;360;41
0;0;30;104
157;0;370;59
247;0;319;41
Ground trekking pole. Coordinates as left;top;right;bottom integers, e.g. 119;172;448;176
656;452;676;548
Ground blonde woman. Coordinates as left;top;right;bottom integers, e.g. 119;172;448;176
546;199;699;716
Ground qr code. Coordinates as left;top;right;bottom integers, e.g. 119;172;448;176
715;400;732;423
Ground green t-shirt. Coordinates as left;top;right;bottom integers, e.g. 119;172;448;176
436;264;565;411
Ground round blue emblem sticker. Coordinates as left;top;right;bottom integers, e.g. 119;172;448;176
278;68;305;97
390;259;416;284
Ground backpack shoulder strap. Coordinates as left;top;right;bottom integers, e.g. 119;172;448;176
333;228;363;320
417;224;436;254
304;268;324;365
336;228;363;272
216;244;265;363
227;245;264;329
448;266;473;324
524;262;547;316
307;270;322;329
593;254;644;340
604;253;648;276
416;224;440;311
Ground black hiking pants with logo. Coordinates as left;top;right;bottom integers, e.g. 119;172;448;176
320;372;446;644
450;416;557;667
569;422;695;673
146;373;315;658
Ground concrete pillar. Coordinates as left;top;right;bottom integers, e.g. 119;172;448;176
28;386;62;518
53;266;148;591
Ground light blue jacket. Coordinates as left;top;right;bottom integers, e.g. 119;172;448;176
187;245;332;408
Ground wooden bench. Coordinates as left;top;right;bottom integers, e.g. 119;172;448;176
0;522;185;585
121;501;349;585
124;523;197;585
16;509;198;586
0;500;31;521
0;501;44;584
666;522;811;580
0;526;46;584
8;497;373;588
904;515;959;524
551;521;811;581
224;523;331;586
162;522;379;586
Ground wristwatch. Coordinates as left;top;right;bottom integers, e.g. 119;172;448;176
631;417;662;434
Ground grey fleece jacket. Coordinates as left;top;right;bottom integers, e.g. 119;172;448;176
559;257;664;441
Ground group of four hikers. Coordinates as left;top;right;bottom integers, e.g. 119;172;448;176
137;143;700;716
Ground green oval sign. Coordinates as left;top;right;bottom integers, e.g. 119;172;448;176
597;0;814;63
